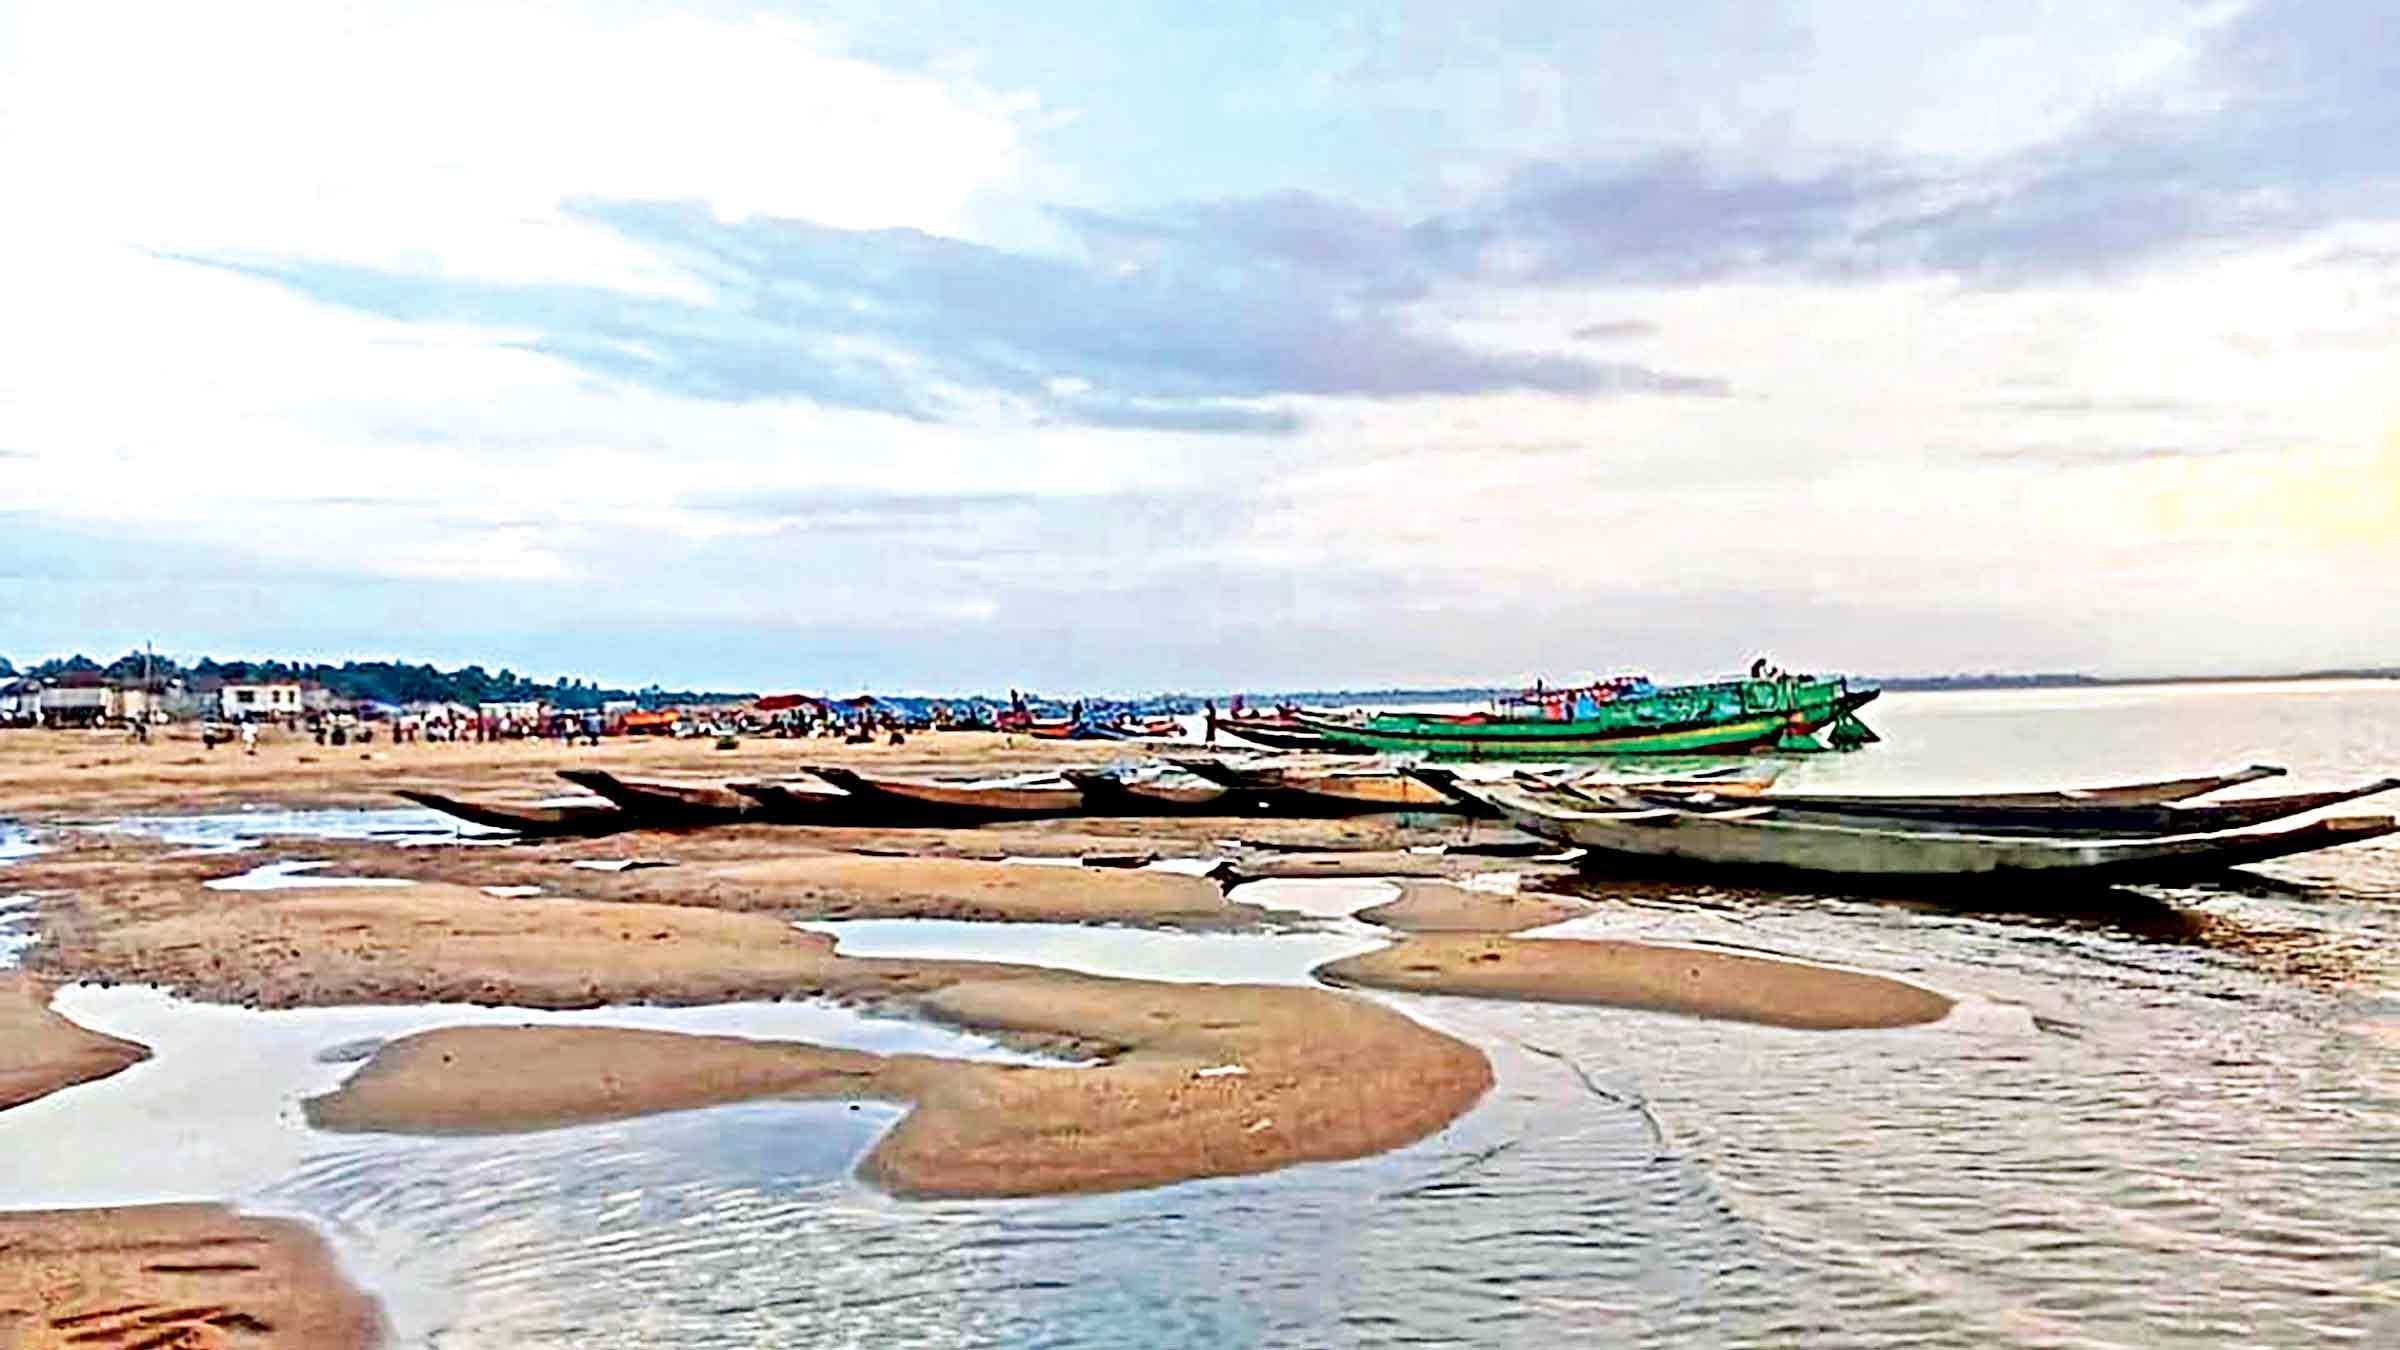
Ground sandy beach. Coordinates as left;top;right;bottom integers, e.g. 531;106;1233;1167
0;1203;384;1350
0;726;1979;1341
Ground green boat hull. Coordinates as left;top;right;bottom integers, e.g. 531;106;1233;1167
1295;678;1878;760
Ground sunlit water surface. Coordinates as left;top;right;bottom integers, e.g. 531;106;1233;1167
3;682;2397;1346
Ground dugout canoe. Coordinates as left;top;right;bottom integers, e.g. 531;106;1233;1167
803;765;1085;824
394;788;628;838
1628;776;2400;837
557;769;757;825
1689;764;2289;811
1059;770;1255;815
1442;779;2398;883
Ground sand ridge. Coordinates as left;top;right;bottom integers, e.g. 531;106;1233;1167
1317;934;1957;1030
0;974;149;1113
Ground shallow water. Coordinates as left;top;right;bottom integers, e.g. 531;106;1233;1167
8;681;2400;1346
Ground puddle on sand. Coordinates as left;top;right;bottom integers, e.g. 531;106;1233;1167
0;823;43;863
0;985;1056;1211
0;892;33;969
797;918;1390;985
93;806;509;852
1225;876;1402;920
204;860;420;891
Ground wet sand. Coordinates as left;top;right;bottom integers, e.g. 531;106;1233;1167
308;968;1492;1198
0;1202;383;1349
1357;881;1589;933
0;974;150;1112
1317;934;1957;1029
32;879;1494;1194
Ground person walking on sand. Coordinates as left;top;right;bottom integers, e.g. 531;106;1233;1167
240;721;259;755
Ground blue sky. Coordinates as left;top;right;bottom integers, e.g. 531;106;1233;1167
3;1;2396;691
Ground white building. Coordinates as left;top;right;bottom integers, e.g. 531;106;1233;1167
219;682;304;720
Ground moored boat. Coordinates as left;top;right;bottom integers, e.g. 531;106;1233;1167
1438;778;2400;883
1294;673;1880;759
1688;764;2288;811
725;778;865;823
394;788;628;838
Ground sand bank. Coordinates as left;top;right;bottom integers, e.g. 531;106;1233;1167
308;970;1491;1197
607;853;1257;926
0;1202;382;1349
0;974;149;1113
34;881;1492;1194
1316;935;1955;1030
1356;881;1588;933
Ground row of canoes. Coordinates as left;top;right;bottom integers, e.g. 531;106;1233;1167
1418;766;2400;883
396;759;1524;836
390;761;2400;886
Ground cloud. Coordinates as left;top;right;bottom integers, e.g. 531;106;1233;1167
180;198;1727;431
1571;320;1659;341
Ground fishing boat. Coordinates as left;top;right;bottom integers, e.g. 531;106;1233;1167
1626;775;2399;837
1292;673;1880;758
1689;764;2288;811
1436;778;2399;883
1060;770;1259;815
556;769;758;826
802;766;1085;824
394;788;627;838
725;778;865;823
1176;758;1479;815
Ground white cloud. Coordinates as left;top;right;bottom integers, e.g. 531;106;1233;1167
1;1;1028;291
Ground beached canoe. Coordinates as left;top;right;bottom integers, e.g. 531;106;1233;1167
1625;776;2400;837
556;769;757;826
724;778;865;823
1440;779;2399;883
394;789;628;838
1687;764;2289;811
803;766;1085;825
1175;758;1477;815
1059;770;1256;816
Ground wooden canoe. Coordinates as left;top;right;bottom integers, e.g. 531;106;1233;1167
394;789;628;838
1699;764;2288;811
725;779;865;823
1627;777;2400;837
1059;771;1246;815
803;766;1085;824
1447;780;2397;883
556;769;757;825
1174;758;1477;815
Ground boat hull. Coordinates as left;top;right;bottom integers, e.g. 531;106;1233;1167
557;769;757;825
394;789;627;838
1458;782;2398;882
805;766;1085;824
1631;777;2397;837
1296;683;1878;759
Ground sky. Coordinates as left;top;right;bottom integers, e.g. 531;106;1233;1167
3;1;2396;693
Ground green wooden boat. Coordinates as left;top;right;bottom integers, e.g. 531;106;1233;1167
1291;674;1879;759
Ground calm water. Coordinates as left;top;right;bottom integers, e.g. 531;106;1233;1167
5;682;2399;1347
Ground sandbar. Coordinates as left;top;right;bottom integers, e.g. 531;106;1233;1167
1316;934;1955;1029
0;973;149;1113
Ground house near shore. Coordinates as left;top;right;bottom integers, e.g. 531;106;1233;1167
215;680;306;721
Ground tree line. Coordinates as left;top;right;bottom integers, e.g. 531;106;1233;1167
0;652;749;711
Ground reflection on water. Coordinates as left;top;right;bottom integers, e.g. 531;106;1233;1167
8;683;2400;1346
93;806;508;851
800;917;1390;985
